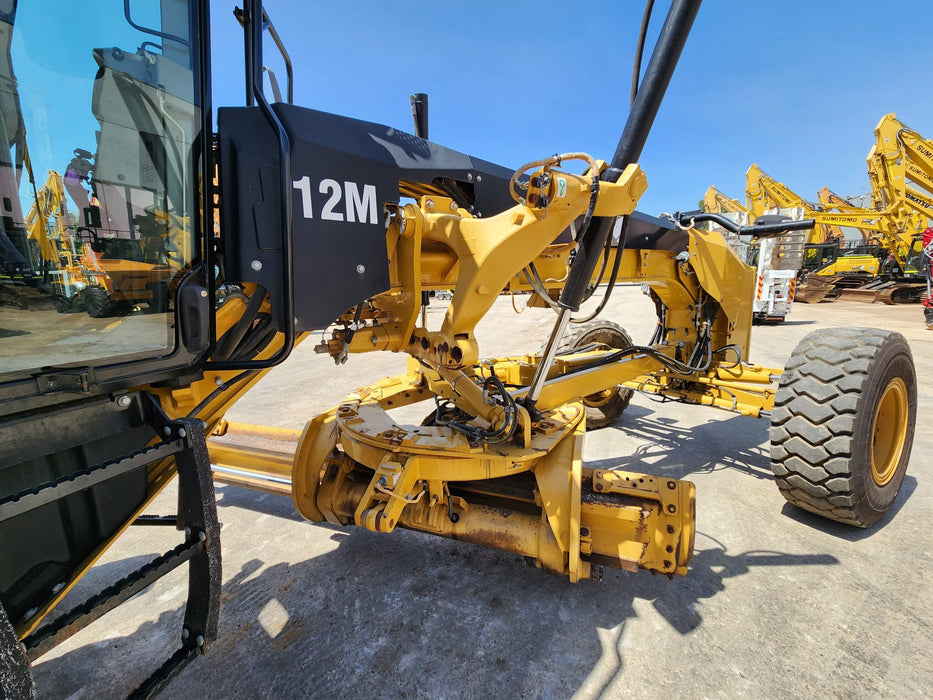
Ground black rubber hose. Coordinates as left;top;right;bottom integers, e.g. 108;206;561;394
213;285;267;361
557;0;702;312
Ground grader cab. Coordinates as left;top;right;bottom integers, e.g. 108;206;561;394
0;0;916;696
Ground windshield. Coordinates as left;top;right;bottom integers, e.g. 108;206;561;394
0;0;199;378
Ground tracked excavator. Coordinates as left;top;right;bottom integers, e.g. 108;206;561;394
18;169;88;312
869;113;933;323
0;1;918;697
745;164;927;304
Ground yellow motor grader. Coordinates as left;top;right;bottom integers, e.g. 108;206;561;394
0;0;917;696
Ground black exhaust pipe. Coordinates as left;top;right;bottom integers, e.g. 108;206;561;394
410;93;429;139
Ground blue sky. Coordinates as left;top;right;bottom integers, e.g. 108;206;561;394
18;0;918;222
15;1;930;220
208;0;933;217
207;1;933;217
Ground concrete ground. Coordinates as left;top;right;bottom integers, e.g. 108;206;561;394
32;288;933;699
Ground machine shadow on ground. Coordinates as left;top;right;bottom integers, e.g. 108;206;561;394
587;404;772;481
33;507;840;699
773;319;817;326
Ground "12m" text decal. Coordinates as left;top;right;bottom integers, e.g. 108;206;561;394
292;177;379;224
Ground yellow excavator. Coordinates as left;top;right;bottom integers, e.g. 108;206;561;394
20;169;91;312
703;185;749;218
745;164;926;303
0;2;918;697
816;186;873;242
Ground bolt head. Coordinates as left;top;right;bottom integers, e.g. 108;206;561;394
425;199;435;209
250;259;263;271
356;264;366;274
116;395;132;408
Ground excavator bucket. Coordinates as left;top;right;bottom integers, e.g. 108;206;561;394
794;276;836;304
834;283;887;303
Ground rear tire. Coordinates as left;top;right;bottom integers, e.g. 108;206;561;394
52;294;73;313
83;286;131;318
556;320;634;429
770;328;916;527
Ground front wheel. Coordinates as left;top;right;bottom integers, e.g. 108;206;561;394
83;285;113;318
770;328;916;527
555;320;634;430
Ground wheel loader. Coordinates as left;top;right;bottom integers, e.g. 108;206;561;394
0;0;917;697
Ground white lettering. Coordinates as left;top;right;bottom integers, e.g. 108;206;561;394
345;182;378;224
292;176;313;219
319;178;344;221
291;176;380;225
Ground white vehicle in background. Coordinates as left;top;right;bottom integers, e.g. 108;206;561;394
705;207;806;323
746;222;806;322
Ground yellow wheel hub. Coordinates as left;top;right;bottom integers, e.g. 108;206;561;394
870;377;908;486
583;386;617;408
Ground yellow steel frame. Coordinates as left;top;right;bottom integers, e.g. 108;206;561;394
277;156;771;581
162;155;775;585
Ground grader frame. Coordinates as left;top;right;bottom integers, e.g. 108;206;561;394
0;0;917;696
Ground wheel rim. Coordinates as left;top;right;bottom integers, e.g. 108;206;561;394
576;332;626;408
583;387;616;408
870;377;909;486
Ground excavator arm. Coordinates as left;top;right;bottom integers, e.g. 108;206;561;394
870;113;933;227
745;163;845;244
704;184;749;216
817;186;872;242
